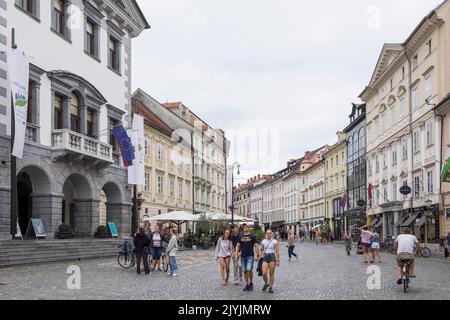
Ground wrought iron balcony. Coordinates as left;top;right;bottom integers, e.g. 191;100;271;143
51;129;113;166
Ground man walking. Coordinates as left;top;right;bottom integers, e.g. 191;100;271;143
231;225;243;285
235;224;259;291
133;227;151;275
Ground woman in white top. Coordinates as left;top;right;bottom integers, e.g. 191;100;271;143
215;229;232;286
259;229;280;293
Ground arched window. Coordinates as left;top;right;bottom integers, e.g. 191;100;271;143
70;93;80;133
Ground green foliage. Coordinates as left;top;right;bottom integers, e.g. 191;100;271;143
97;225;107;233
197;216;213;236
251;224;265;241
58;223;72;234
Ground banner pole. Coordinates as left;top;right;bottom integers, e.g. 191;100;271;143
10;28;18;237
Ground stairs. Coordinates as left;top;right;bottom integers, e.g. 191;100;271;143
0;239;122;268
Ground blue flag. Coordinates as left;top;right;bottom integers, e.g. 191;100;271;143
111;125;135;167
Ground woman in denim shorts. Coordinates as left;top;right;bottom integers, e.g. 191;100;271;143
259;230;280;294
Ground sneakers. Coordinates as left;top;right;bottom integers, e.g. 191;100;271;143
397;279;403;285
234;279;239;286
172;273;179;277
268;288;274;294
249;283;254;291
262;283;269;292
243;284;250;291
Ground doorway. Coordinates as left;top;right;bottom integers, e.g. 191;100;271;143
17;172;33;235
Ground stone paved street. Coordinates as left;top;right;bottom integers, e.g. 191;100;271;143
0;241;449;300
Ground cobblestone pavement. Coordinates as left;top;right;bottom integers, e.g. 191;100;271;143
0;242;449;300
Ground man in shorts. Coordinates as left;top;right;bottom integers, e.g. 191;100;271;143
231;224;243;285
235;224;259;291
359;225;374;263
394;228;419;285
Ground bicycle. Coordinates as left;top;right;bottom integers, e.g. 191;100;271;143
148;247;169;273
117;239;136;269
400;259;412;293
418;243;432;258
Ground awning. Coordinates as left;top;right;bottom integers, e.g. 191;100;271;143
440;157;450;181
393;215;407;227
400;212;421;227
271;221;285;228
415;216;427;227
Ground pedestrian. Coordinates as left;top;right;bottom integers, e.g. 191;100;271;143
330;231;335;244
150;225;164;271
215;229;232;286
370;227;381;263
445;232;450;261
235;223;259;292
343;232;352;255
167;227;179;277
315;229;320;245
287;229;299;261
259;229;280;294
230;225;243;285
359;225;374;263
133;227;151;275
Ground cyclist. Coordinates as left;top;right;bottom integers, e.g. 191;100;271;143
394;228;419;285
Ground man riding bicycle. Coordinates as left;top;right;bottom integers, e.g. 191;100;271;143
394;227;419;285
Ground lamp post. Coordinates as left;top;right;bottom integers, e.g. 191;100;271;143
230;162;241;226
424;198;432;245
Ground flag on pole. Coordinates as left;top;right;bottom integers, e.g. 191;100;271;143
7;48;29;159
339;194;348;208
111;125;134;167
128;114;145;186
368;183;373;202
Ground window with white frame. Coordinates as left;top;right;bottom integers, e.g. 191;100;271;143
157;143;164;160
145;138;150;156
392;150;397;165
427;170;434;194
178;179;183;199
375;156;380;173
414;175;421;198
426;39;432;56
392;182;397;201
412;86;419;109
412;55;418;69
402;137;408;159
413;131;420;153
425;75;432;100
426;122;433;146
157;175;164;194
145;171;150;192
169;178;175;197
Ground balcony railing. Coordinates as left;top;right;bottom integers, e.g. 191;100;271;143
26;123;39;143
52;129;113;163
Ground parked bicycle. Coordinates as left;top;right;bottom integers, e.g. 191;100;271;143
417;243;432;258
380;240;396;254
117;239;136;269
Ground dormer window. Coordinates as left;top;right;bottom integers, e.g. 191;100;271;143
426;39;432;56
412;55;418;70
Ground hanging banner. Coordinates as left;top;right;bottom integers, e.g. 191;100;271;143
7;48;29;159
128;114;145;185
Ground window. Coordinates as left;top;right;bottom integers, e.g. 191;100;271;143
157;143;164;160
27;81;34;124
414;176;421;198
412;86;419;109
375;156;380;173
392;150;397;165
157;175;164;194
402;137;408;159
412;55;418;70
169;178;175;197
392;182;397;201
425;75;432;99
87;109;93;137
427;170;434;194
144;138;149;156
54;94;63;130
16;0;38;18
402;66;405;80
178;180;183;199
390;78;394;91
109;118;118;152
426;122;433;146
52;0;66;36
70;93;80;133
413;131;420;153
108;37;120;73
400;97;405;117
144;172;150;192
85;19;99;58
426;39;432;56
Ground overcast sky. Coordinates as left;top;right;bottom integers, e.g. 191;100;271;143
133;0;441;183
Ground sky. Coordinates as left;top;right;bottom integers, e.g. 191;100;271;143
132;0;442;184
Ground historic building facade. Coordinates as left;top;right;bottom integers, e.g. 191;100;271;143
362;2;450;242
0;0;149;239
233;182;251;218
324;132;347;237
131;96;192;220
343;103;367;231
249;175;271;223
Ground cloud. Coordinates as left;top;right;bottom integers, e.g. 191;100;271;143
133;0;440;180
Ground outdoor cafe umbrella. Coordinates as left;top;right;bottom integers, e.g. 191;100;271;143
146;211;200;230
203;212;255;223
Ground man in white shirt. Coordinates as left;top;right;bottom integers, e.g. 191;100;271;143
394;228;419;285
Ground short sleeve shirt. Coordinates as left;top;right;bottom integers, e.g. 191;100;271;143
238;233;258;258
261;238;278;254
395;234;419;254
360;230;374;244
231;234;240;248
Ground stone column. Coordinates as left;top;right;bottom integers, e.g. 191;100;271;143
393;211;399;238
106;202;132;237
382;213;388;240
63;96;71;130
80;105;87;136
0;186;11;240
73;199;100;238
32;193;64;239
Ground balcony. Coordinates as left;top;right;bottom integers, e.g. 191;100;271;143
51;129;113;167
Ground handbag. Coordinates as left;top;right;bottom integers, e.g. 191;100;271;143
257;239;273;277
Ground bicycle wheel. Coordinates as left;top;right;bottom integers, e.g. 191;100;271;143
162;255;169;272
403;266;408;293
118;252;133;269
420;247;432;258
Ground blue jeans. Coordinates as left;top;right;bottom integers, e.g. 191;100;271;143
169;256;178;274
288;245;297;258
241;256;254;273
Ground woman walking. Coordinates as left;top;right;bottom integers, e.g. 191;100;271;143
370;227;381;263
287;229;298;261
167;228;179;277
343;232;352;256
215;229;233;285
260;229;280;294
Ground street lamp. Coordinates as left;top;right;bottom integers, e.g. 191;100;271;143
231;162;241;226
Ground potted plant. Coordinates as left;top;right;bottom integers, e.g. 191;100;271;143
201;233;211;250
183;234;195;249
57;223;73;239
95;225;110;238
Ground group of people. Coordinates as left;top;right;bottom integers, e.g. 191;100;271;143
309;228;336;245
133;223;180;277
214;224;296;293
